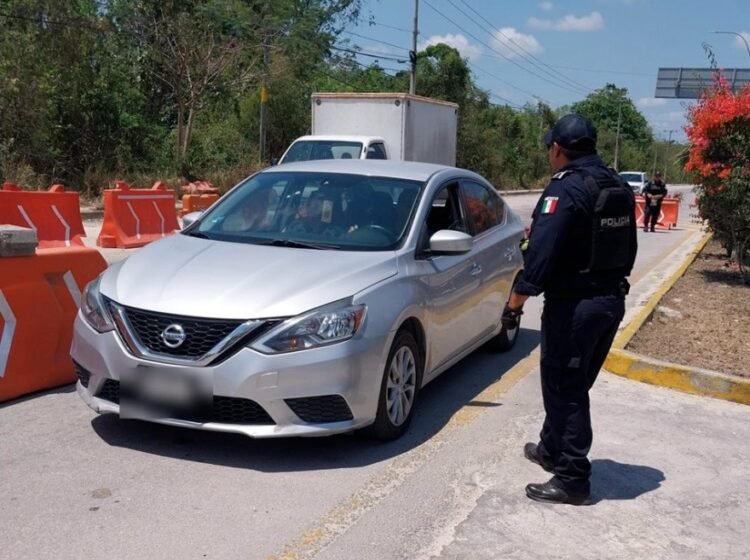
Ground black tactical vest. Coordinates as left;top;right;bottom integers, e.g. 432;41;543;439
576;167;636;273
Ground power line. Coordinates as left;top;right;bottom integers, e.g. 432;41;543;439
342;30;410;52
443;0;590;95
347;58;406;74
469;63;540;102
553;64;654;78
422;0;588;97
455;0;593;94
362;19;413;34
489;92;523;109
330;45;408;63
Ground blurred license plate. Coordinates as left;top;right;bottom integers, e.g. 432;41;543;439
120;367;211;421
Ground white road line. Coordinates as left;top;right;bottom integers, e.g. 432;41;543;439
51;205;71;247
62;271;82;308
126;202;141;239
0;290;17;378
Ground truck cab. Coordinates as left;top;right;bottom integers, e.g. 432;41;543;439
278;135;388;165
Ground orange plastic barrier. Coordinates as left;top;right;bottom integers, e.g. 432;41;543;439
97;181;179;248
179;181;220;216
0;247;107;402
0;182;86;248
660;198;679;229
180;194;220;216
635;195;680;230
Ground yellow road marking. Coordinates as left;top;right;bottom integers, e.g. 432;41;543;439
267;350;541;560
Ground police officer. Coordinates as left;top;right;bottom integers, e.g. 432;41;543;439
641;170;668;232
502;113;637;505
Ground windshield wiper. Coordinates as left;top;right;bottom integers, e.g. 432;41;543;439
183;231;211;239
262;239;338;250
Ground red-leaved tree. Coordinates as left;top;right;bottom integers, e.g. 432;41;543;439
684;74;750;284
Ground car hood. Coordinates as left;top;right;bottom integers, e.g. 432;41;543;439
100;234;397;319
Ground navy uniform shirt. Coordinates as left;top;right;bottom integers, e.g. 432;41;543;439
642;179;668;199
515;154;637;299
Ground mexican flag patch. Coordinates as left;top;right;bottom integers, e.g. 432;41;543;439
541;196;559;214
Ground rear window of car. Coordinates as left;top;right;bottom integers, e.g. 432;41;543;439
282;141;363;163
620;173;644;182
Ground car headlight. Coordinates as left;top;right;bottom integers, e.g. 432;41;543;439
251;301;367;354
81;276;114;333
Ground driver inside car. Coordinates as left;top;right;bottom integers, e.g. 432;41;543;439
222;187;272;232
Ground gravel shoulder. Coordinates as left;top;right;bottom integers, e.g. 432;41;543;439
628;238;749;377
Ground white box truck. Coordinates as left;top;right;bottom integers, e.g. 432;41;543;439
278;93;458;166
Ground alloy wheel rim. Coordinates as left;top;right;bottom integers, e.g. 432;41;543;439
385;346;417;426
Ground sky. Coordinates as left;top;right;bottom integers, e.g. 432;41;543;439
342;0;750;142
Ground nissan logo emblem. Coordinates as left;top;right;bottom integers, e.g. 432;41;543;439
161;324;186;349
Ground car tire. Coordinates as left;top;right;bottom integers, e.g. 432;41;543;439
362;330;422;441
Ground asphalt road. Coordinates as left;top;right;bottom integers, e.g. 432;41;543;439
3;186;734;560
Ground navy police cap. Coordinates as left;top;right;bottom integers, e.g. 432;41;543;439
544;113;597;150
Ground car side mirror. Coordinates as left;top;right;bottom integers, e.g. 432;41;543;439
182;211;203;229
271;157;279;166
429;230;473;254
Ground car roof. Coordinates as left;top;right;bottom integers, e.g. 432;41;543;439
264;159;459;182
620;171;646;175
292;135;385;143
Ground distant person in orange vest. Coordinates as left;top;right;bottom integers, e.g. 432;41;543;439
641;171;668;232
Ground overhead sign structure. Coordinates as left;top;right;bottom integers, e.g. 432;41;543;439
655;67;750;99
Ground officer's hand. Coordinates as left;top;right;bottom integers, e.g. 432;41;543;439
501;304;523;330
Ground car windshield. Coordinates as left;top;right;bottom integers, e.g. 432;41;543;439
620;173;644;182
189;171;424;251
282;141;363;163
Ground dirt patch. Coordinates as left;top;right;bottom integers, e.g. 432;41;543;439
628;238;749;378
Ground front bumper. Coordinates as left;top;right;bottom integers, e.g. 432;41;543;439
71;312;389;438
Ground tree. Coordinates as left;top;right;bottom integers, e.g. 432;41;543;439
685;75;750;283
141;2;257;160
572;84;653;167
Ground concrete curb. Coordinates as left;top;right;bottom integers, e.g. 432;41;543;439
604;231;750;406
606;349;750;406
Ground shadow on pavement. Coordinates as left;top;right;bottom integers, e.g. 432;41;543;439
91;327;541;472
0;383;76;410
591;458;664;503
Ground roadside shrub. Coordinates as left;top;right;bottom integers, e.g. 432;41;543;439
685;75;750;284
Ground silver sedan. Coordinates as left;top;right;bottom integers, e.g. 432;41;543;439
72;160;525;440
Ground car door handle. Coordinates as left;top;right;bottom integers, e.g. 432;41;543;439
470;263;482;276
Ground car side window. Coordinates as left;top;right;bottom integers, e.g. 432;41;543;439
366;143;387;160
460;180;504;235
417;183;466;255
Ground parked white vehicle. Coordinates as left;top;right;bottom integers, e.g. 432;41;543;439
619;171;648;192
278;135;388;164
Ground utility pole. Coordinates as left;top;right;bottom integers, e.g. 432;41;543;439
409;0;419;95
259;44;269;162
613;100;623;170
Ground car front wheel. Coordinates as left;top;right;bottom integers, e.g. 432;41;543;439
363;330;422;441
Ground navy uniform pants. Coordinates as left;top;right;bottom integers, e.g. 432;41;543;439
536;295;625;493
643;200;662;230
